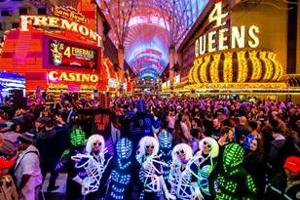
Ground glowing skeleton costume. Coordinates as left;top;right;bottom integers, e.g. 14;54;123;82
195;137;219;198
71;134;112;196
136;136;175;200
169;143;204;200
213;143;257;200
106;138;133;200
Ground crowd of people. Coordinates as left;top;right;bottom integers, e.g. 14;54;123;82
0;94;299;200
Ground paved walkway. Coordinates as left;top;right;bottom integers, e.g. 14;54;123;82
40;173;67;200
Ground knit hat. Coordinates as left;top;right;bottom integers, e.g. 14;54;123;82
284;156;300;173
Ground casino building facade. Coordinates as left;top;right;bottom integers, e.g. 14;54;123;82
168;0;300;100
0;6;102;98
0;3;132;100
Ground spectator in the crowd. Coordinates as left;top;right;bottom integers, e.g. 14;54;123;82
203;113;213;136
235;116;249;144
182;108;192;131
173;119;185;144
217;126;234;147
210;118;221;140
2;123;23;145
190;128;201;152
243;133;265;199
14;133;42;200
30;117;46;138
167;110;176;133
180;114;193;144
290;129;300;156
267;126;289;174
0;112;13;133
248;120;265;156
248;120;260;139
265;156;300;200
35;119;59;191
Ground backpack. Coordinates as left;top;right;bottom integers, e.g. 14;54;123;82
10;150;39;189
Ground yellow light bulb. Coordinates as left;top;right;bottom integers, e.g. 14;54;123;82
237;51;248;83
260;51;273;81
210;54;221;83
223;52;233;83
249;51;262;81
194;57;203;84
200;55;210;83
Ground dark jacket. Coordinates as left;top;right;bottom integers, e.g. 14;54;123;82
265;172;300;200
36;128;62;170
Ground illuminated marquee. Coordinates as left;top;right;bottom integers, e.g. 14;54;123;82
20;15;102;47
52;6;88;24
195;1;260;56
108;78;119;88
49;39;98;69
48;71;99;83
174;75;181;84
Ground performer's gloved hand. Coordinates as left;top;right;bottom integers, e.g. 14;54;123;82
72;175;83;184
142;157;152;169
193;182;204;200
165;191;176;200
159;175;176;200
55;160;66;172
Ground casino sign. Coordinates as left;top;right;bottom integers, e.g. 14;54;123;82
185;1;287;91
20;15;102;47
48;71;99;83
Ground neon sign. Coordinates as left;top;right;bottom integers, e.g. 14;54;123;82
52;6;88;24
195;1;260;56
174;75;181;84
20;15;102;47
108;78;119;88
48;71;99;83
49;39;97;69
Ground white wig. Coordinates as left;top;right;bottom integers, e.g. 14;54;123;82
137;136;159;156
86;134;105;154
172;143;193;161
199;137;219;158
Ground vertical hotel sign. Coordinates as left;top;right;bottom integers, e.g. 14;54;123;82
19;7;102;47
195;0;260;56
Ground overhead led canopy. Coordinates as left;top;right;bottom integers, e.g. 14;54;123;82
98;0;209;78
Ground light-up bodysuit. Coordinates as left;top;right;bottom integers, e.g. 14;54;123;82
55;127;86;200
195;137;219;199
127;100;154;149
158;130;173;179
106;138;133;200
169;143;203;200
71;134;112;197
213;143;257;200
136;136;175;200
